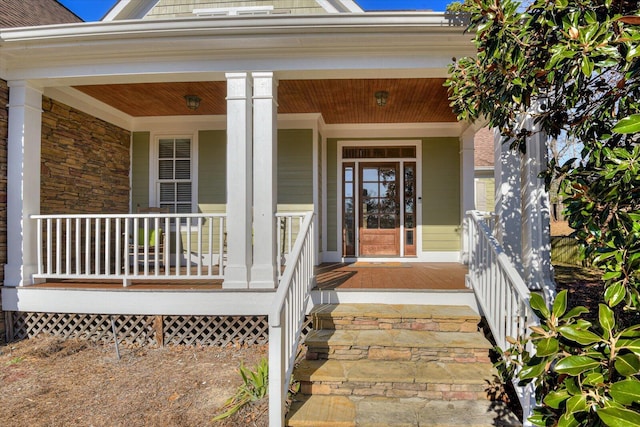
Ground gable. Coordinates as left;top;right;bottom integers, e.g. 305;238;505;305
104;0;363;20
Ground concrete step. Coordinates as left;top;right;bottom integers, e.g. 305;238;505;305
286;395;521;427
295;359;496;400
304;329;492;363
311;304;481;333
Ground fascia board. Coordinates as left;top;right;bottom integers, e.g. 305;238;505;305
0;13;470;43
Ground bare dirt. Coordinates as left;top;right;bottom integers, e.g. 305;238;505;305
0;337;268;427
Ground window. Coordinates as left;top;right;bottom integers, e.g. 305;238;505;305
157;138;192;214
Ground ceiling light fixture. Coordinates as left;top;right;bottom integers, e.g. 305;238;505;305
184;95;201;111
375;90;389;107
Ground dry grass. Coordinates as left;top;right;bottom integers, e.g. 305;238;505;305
0;336;267;427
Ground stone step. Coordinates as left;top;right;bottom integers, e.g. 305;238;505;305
311;304;480;333
286;395;521;427
304;329;492;363
295;359;496;400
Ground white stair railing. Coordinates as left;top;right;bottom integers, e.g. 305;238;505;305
465;210;539;426
269;212;315;427
32;213;226;286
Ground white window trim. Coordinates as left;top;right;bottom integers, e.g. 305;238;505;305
149;133;199;214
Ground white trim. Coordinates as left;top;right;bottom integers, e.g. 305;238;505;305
322;122;465;139
193;6;274;16
44;87;132;130
321;251;459;263
310;290;479;313
1;287;274;316
321;134;329;261
133;115;226;132
336;140;421;259
148;134;198;214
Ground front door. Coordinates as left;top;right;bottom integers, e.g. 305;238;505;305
359;163;400;256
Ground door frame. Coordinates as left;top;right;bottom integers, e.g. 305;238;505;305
336;140;422;260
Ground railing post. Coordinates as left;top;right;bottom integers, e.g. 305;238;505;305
268;312;285;427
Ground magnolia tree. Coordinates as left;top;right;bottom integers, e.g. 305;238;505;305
446;0;640;425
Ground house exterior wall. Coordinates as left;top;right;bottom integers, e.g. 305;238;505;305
198;130;227;213
325;137;461;256
0;80;7;340
131;132;151;210
144;0;325;19
40;97;131;215
277;129;313;211
422;137;460;251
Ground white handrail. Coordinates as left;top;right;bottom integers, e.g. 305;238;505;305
465;210;539;426
32;213;226;286
269;212;314;426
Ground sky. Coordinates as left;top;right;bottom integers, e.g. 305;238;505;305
58;1;453;22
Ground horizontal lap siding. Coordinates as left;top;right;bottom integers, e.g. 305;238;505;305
422;138;461;251
145;0;326;19
131;132;150;211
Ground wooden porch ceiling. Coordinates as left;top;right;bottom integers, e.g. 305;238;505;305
74;78;457;124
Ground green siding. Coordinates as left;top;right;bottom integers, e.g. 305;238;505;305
422;137;461;251
131;132;150;211
278;129;313;208
198;130;226;213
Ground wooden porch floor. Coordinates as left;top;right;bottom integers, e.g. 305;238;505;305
26;263;467;291
315;262;468;291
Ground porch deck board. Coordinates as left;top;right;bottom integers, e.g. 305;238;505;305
26;263;467;291
315;262;467;291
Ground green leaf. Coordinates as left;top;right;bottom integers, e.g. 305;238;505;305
599;304;615;338
610;379;640;405
558;411;579;427
581;56;594;77
544;389;570;409
558;325;603;345
583;372;604;386
553;290;568;318
614;353;640;376
520;359;547;380
604;283;626;307
620;338;640;355
530;293;550;319
597;407;640;427
565;394;588;414
613;114;640;134
555;356;600;375
562;306;590;321
536;337;559;357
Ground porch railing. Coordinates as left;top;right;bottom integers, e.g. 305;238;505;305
269;212;315;426
276;212;307;281
32;213;226;286
465;210;538;426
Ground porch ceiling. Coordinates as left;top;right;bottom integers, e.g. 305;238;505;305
73;78;457;124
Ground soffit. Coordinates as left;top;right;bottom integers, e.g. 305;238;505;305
74;78;456;124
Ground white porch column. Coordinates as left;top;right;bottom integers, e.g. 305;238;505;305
250;72;278;289
223;73;253;289
494;128;523;274
521;116;555;302
4;81;43;287
460;127;475;263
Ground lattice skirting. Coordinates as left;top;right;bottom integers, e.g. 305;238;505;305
6;312;314;347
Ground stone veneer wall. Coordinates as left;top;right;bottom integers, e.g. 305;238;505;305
0;80;8;341
41;97;131;214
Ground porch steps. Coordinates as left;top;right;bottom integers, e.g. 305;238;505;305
286;304;520;427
